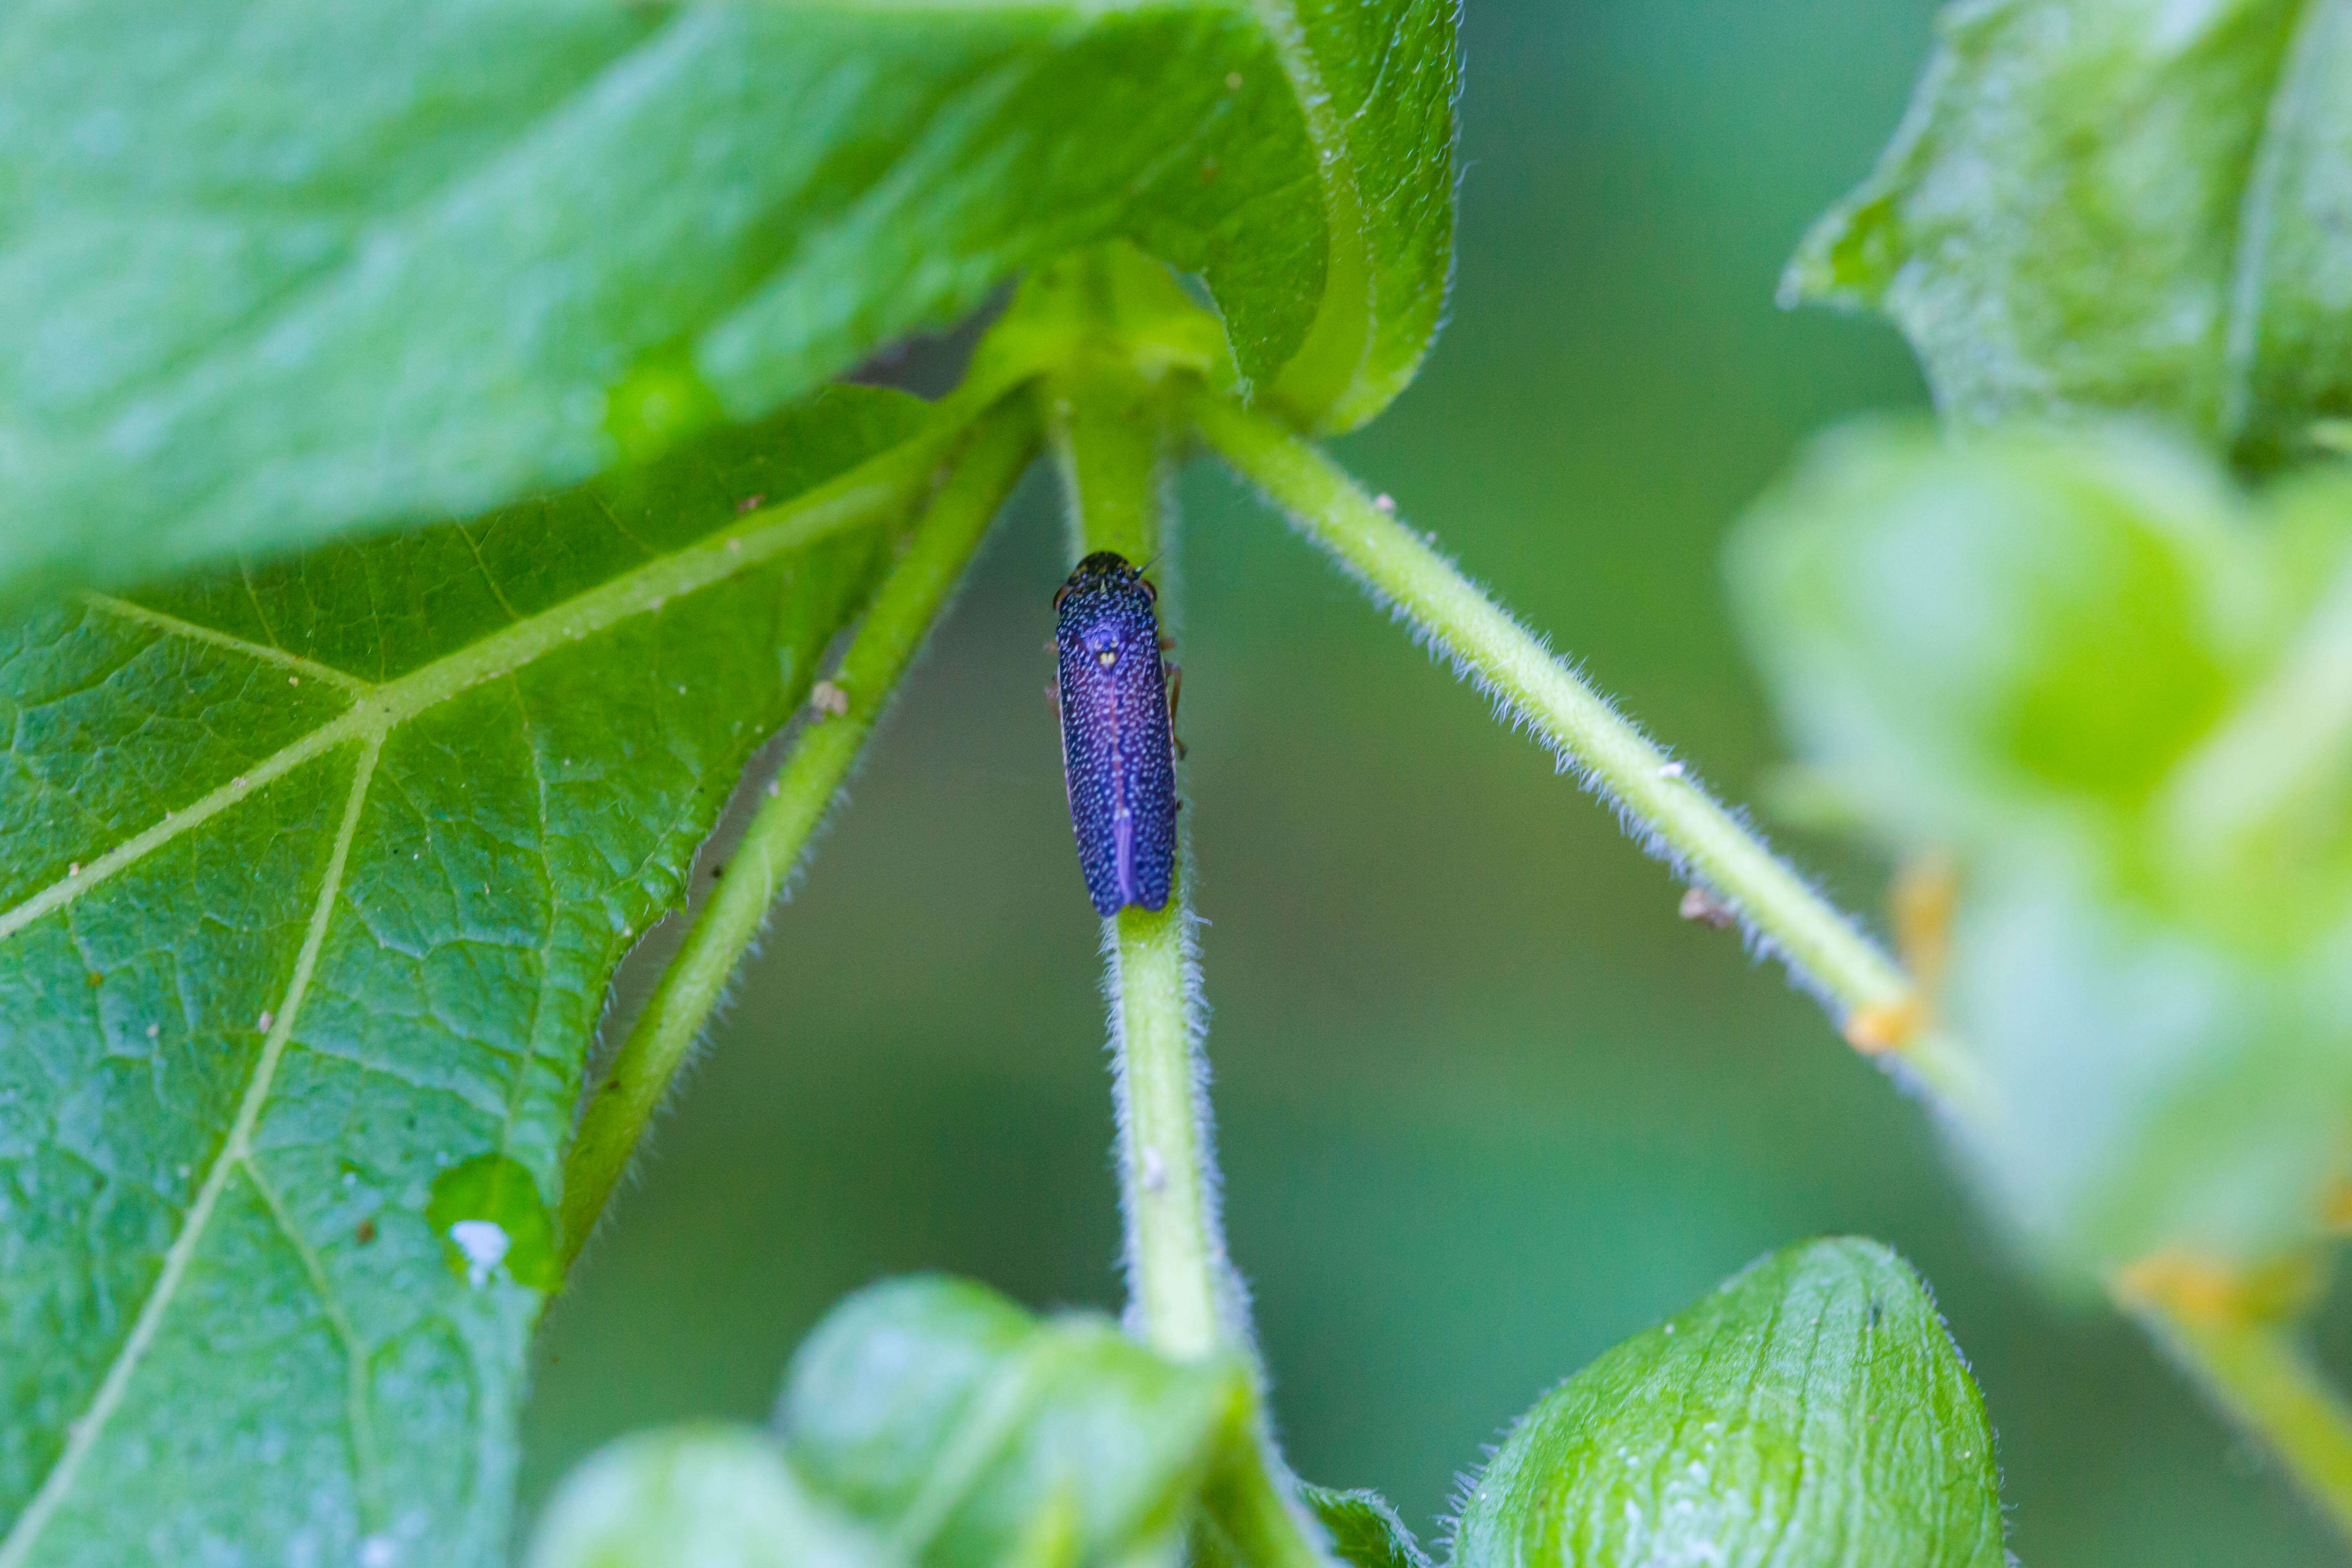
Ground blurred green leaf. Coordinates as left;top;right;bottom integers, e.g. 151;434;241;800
1296;1485;1428;1568
1728;420;2272;845
1785;0;2352;460
779;1275;1250;1568
0;386;929;1566
4;0;1456;601
1453;1238;2006;1568
528;1426;893;1568
1732;421;2352;1273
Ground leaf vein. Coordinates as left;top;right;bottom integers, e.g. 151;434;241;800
82;594;373;692
0;734;379;1568
0;426;935;945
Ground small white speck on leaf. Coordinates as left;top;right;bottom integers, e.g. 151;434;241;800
146;1023;159;1040
449;1219;511;1288
359;1536;399;1568
811;680;849;717
67;862;79;877
766;778;781;797
1373;493;1396;513
257;1010;275;1031
1225;71;1242;90
1141;1147;1166;1193
1658;760;1686;780
726;537;743;552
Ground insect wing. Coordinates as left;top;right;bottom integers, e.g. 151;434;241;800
1056;579;1176;915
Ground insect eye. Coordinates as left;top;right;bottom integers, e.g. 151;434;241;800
1140;577;1158;605
1053;583;1072;610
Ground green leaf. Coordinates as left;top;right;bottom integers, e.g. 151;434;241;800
1785;0;2352;459
1295;1485;1428;1568
528;1426;895;1568
1731;421;2352;1273
5;0;1457;601
1727;419;2272;846
778;1275;1251;1568
1453;1238;2007;1568
0;385;941;1566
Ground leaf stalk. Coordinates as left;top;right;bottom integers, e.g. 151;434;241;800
559;403;1040;1263
1191;392;1989;1112
2122;1278;2352;1539
1045;364;1236;1361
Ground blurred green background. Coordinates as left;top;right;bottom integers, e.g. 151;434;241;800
523;1;2352;1561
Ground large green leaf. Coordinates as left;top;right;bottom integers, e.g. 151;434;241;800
1453;1238;2006;1568
1786;0;2352;460
3;0;1457;601
1731;420;2352;1274
0;385;945;1565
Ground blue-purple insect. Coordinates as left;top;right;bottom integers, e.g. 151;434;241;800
1055;551;1178;916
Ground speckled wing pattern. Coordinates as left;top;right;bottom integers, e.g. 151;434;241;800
1055;556;1176;916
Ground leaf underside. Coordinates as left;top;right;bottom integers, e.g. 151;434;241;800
1787;0;2352;462
0;386;927;1566
1;0;1457;601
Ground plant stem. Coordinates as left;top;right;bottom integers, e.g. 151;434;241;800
1108;881;1226;1359
1198;390;2352;1550
1193;392;1987;1112
559;404;1039;1264
2124;1289;2352;1538
1045;366;1238;1362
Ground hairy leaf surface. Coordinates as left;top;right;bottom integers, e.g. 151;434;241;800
1454;1239;2005;1568
1296;1485;1428;1568
1787;0;2352;458
1733;421;2352;1274
0;387;937;1566
3;0;1457;600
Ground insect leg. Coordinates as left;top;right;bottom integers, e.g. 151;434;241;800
1165;664;1187;760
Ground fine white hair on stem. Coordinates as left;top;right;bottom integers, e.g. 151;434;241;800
1189;394;1932;1083
1306;522;1844;1011
1095;840;1256;1360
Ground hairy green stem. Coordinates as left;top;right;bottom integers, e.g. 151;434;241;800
559;405;1039;1263
1196;390;2352;1547
2127;1295;2352;1539
1194;392;1989;1112
1046;368;1236;1361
